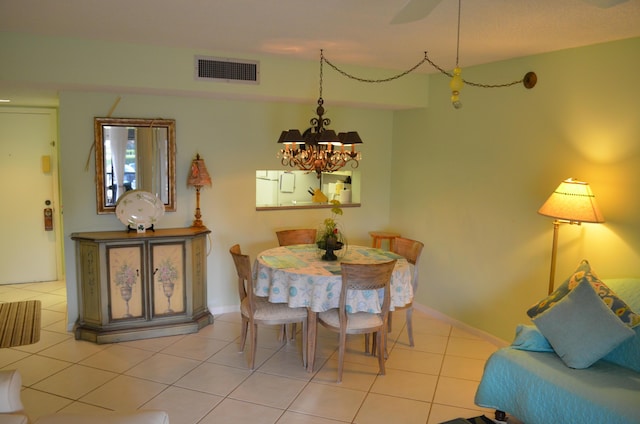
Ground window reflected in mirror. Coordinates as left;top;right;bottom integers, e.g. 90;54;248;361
256;170;360;210
95;118;176;214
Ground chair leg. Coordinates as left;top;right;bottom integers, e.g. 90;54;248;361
290;323;297;341
406;307;414;347
371;331;389;359
388;311;393;333
364;333;371;354
337;330;347;383
239;317;249;352
249;323;258;370
301;319;308;369
376;329;386;376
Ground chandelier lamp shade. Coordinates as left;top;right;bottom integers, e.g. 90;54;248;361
277;50;362;177
538;178;604;294
186;153;212;227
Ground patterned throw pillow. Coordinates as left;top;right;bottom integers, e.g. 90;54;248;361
532;278;635;369
527;259;640;328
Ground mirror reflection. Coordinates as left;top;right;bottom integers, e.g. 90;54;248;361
95;117;176;214
256;170;360;210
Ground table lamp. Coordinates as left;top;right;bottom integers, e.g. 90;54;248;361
538;178;604;294
187;153;212;227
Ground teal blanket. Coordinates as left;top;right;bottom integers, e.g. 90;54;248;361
475;347;640;424
475;278;640;424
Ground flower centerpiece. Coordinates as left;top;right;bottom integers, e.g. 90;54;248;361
316;200;345;261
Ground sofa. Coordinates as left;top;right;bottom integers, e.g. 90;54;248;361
0;369;169;424
475;269;640;424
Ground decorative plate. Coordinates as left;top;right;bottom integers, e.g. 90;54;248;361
115;190;164;228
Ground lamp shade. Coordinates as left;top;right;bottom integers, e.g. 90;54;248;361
538;178;604;223
338;131;363;145
277;129;305;144
187;153;212;188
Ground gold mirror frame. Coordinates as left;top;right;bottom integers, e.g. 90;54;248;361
95;117;176;214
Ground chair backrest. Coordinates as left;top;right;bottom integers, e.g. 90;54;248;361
393;237;424;292
229;244;255;312
339;260;397;323
276;229;317;246
393;237;424;265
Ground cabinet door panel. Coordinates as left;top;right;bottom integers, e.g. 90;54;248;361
107;245;144;320
152;243;185;316
79;241;101;324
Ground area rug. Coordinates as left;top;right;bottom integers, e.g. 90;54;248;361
0;300;41;348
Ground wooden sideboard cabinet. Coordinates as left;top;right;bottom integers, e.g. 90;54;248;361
71;227;213;343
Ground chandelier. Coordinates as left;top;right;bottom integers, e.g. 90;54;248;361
277;50;362;178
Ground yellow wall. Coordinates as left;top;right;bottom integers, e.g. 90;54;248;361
391;37;640;340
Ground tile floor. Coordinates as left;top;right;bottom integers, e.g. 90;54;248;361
1;280;507;424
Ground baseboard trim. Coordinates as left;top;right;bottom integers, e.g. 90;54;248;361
208;302;510;347
210;304;239;316
412;303;509;348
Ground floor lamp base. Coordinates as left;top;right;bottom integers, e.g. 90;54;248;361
547;220;560;295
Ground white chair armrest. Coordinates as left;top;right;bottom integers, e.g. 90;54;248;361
0;371;23;414
0;414;29;424
34;410;169;424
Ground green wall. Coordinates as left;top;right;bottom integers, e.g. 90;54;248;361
391;37;640;340
3;31;640;342
58;91;396;325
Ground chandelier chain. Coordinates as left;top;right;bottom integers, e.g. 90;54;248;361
319;49;324;99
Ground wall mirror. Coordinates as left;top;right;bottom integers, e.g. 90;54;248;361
95;117;176;214
256;169;360;210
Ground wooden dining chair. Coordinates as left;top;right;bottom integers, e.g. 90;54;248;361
275;228;317;340
389;237;424;346
317;260;396;383
276;229;317;246
365;236;424;355
229;244;308;370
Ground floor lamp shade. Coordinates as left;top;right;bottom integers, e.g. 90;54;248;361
538;178;604;294
538;178;604;223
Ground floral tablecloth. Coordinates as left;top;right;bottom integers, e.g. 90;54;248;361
254;244;413;313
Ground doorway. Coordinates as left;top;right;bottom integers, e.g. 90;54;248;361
0;107;62;284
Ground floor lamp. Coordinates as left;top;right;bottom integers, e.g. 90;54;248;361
187;153;212;227
538;178;604;294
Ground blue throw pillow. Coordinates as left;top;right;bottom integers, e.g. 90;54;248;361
527;259;591;317
532;278;635;369
602;278;640;372
511;324;554;352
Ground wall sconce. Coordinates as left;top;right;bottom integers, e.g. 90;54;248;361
538;178;604;294
186;153;212;227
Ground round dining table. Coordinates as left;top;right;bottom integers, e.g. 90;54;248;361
254;243;413;372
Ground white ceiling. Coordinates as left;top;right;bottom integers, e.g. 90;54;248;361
2;0;640;105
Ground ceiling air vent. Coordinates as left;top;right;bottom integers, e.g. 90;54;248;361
195;56;259;84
